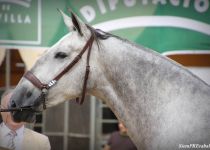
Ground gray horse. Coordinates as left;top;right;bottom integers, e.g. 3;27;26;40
9;10;210;150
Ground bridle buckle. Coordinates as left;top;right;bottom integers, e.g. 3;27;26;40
48;80;57;88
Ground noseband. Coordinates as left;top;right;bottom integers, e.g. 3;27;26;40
23;34;95;110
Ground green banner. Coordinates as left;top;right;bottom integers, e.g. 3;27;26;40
0;0;210;54
0;0;41;45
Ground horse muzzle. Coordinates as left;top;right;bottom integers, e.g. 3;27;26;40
11;110;36;123
9;100;40;123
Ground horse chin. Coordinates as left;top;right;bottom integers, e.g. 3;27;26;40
11;111;36;123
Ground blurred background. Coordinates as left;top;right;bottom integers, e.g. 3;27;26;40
0;0;210;150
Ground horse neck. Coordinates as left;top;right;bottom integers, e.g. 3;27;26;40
91;37;171;115
89;36;210;148
90;37;166;146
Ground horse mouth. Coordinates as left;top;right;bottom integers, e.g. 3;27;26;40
11;110;36;123
9;98;43;123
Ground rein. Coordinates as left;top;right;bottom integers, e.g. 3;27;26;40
0;34;94;113
0;106;39;112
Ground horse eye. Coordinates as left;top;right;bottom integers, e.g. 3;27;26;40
54;52;68;59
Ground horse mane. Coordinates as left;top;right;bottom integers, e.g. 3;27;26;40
86;24;146;52
86;24;113;50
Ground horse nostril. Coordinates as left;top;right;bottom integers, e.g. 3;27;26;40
11;100;16;108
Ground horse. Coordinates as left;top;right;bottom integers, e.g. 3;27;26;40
9;10;210;150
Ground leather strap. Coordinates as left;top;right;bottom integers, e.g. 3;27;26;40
76;35;94;104
24;71;48;90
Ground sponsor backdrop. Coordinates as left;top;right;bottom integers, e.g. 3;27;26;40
0;0;210;54
0;0;210;85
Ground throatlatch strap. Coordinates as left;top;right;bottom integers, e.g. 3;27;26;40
76;35;94;105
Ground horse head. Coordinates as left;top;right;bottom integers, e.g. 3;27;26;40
9;10;97;123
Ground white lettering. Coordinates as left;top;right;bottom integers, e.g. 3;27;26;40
195;0;209;13
97;0;107;14
124;0;136;7
4;13;8;23
10;13;15;23
190;144;196;148
2;4;6;11
179;144;185;148
80;5;96;22
17;14;22;23
108;0;118;10
183;0;190;8
78;0;209;23
0;13;32;24
180;144;210;148
24;15;31;24
152;0;167;5
170;0;180;6
2;4;10;11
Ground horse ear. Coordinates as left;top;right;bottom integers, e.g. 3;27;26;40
70;11;84;36
58;9;74;31
58;9;84;36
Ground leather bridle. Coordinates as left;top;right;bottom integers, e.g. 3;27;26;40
0;34;95;113
24;34;95;110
